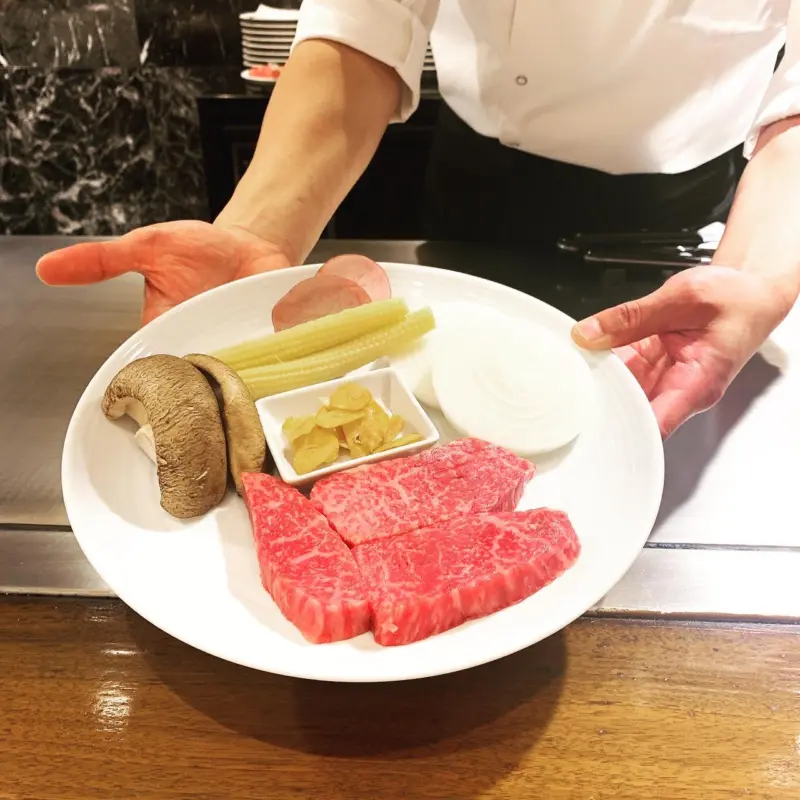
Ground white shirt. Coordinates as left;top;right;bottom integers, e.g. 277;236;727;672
293;0;800;175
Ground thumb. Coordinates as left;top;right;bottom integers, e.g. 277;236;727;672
36;237;137;286
571;283;687;350
650;386;704;439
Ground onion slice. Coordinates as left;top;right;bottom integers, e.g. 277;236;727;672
390;301;506;409
431;317;595;454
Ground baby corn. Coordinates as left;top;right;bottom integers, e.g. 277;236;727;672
211;298;409;371
241;308;435;399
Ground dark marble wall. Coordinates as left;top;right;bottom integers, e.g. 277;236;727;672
0;0;299;234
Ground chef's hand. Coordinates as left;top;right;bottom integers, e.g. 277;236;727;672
35;220;292;325
571;265;786;438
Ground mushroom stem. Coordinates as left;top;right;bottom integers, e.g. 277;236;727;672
135;424;157;463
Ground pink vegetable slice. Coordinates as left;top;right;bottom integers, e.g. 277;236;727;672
317;254;392;301
271;273;371;332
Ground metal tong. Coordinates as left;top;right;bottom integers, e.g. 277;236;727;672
557;231;718;269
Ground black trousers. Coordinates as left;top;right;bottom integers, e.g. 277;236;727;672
423;103;742;244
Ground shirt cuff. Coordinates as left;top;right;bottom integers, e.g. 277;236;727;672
743;70;800;157
744;5;800;160
292;0;431;122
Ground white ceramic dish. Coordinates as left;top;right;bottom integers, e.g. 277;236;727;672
240;9;299;22
240;22;297;30
243;61;285;70
243;54;289;64
243;39;293;46
243;49;291;59
242;37;292;44
241;31;296;38
242;37;294;45
240;26;296;33
242;39;292;52
242;45;292;53
257;367;439;486
62;262;664;683
241;69;279;83
242;43;293;50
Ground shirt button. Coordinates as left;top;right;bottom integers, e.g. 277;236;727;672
515;75;528;86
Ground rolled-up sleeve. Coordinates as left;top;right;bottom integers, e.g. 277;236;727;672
744;1;800;157
292;0;439;122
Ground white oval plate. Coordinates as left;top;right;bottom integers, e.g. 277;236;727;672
62;263;663;682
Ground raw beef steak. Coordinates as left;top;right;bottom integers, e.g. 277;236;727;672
353;509;580;646
310;438;536;546
241;473;370;643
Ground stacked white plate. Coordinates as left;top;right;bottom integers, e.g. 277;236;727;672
240;5;298;72
240;4;435;78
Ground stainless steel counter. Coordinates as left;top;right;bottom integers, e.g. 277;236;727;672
2;235;799;619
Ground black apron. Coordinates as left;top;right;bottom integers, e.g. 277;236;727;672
423;103;741;244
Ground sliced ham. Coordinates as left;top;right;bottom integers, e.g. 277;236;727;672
271;274;371;332
317;254;391;301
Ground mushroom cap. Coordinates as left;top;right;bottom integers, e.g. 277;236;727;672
183;353;267;495
101;354;228;519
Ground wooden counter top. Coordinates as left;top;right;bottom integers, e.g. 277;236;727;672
2;598;799;799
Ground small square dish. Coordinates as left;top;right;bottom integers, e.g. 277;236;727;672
256;367;440;486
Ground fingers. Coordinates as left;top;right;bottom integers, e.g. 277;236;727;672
614;339;671;399
36;238;136;286
649;361;725;439
650;388;703;439
572;290;676;350
141;283;175;327
571;271;717;351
